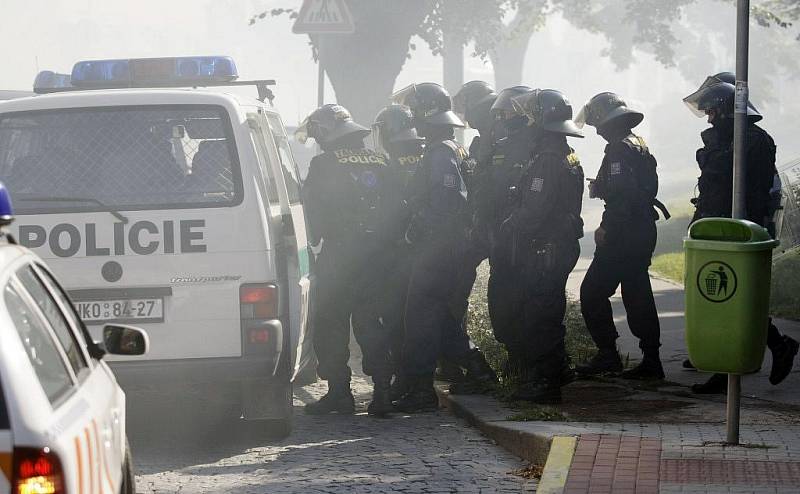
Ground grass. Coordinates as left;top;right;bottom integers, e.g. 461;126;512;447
466;261;598;382
506;403;566;422
650;214;800;320
650;252;685;283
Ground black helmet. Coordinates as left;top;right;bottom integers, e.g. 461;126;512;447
575;92;644;130
511;89;583;138
465;93;497;132
453;80;495;119
372;104;421;153
391;82;464;127
491;86;533;116
683;73;762;122
683;81;735;119
295;104;370;145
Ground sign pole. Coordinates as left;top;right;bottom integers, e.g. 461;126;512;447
728;0;750;446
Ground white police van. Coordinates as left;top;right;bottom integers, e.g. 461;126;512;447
0;182;147;494
0;57;313;433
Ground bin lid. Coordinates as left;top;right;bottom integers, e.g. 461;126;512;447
685;218;778;252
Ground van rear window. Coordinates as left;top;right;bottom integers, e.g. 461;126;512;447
0;105;242;213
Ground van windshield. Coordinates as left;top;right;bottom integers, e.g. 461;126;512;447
0;105;242;213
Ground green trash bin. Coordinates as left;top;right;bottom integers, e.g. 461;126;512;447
684;218;779;374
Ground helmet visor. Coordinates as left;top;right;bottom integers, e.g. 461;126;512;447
683;76;722;117
510;90;539;125
294;116;312;144
371;122;388;155
574;104;589;129
391;84;417;107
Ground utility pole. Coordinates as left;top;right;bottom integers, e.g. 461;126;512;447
728;0;750;446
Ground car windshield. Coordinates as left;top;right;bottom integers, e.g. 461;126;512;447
0;105;242;213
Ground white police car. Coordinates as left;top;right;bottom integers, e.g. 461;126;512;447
0;56;314;434
0;182;146;494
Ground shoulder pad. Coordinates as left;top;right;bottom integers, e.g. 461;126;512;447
622;135;648;153
566;152;580;167
440;139;469;161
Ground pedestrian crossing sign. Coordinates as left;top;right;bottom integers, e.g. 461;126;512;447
293;0;355;34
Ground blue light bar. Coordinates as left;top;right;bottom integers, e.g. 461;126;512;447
33;71;72;92
0;181;14;227
71;56;239;88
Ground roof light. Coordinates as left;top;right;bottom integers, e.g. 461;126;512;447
71;56;238;87
0;181;14;227
32;71;72;92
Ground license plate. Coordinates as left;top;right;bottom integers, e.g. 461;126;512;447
74;298;164;324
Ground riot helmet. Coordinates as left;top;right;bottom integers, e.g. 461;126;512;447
453;80;495;120
683;81;735;124
372;104;422;154
683;76;762;122
391;82;464;128
511;89;583;138
465;93;498;133
491;86;533;119
295;104;370;146
575;92;643;131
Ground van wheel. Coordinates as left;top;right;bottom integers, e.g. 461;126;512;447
120;440;135;494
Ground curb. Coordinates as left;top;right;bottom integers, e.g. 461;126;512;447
537;436;576;494
436;388;553;466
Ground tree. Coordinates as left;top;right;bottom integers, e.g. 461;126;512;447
251;0;797;122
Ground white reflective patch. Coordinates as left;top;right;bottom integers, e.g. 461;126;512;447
610;162;622;175
530;177;544;192
443;174;458;188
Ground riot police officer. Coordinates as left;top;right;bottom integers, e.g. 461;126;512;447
574;92;667;380
683;78;799;393
491;89;585;403
453;80;498;167
298;104;396;417
483;86;537;379
371;104;424;397
390;83;495;412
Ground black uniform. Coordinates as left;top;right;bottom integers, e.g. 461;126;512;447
402;137;472;378
491;133;584;379
382;140;424;368
580;134;661;356
302;146;396;387
692;123;785;355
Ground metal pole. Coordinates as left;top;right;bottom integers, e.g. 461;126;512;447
317;60;325;108
728;0;750;446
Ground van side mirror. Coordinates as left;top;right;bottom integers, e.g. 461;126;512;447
102;324;149;356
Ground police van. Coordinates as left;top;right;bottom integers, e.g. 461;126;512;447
0;183;146;494
0;56;313;433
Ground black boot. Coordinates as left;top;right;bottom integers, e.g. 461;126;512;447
691;373;727;394
621;355;665;381
510;377;562;404
367;376;395;418
434;359;465;383
394;376;438;413
304;383;355;415
770;335;799;385
389;374;409;402
575;349;623;376
449;349;498;395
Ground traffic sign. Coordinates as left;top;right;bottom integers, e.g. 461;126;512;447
292;0;355;34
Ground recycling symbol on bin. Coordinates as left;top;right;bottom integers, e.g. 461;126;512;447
697;261;738;303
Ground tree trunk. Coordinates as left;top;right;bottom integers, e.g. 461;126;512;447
312;1;431;124
489;34;532;89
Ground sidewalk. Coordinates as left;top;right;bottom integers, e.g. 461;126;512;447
438;387;800;494
566;257;800;406
436;256;800;493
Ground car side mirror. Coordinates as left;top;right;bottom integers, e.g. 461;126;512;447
102;324;149;356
